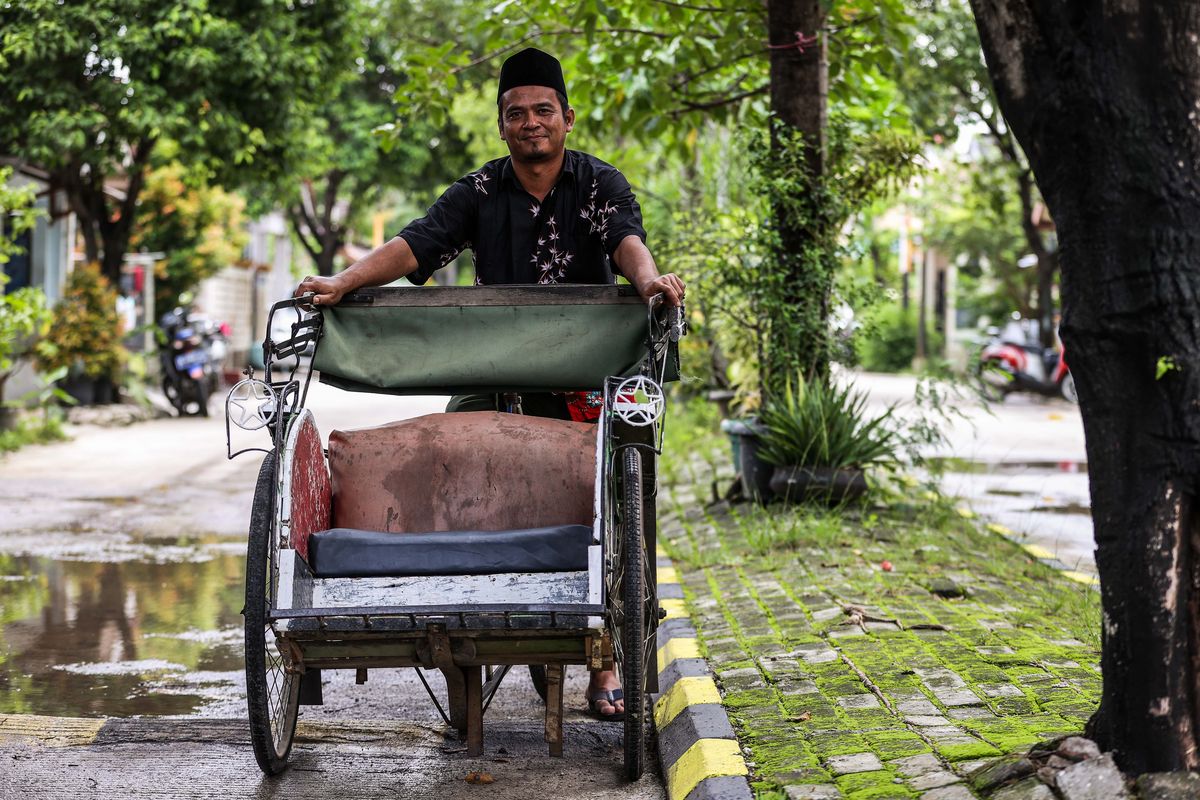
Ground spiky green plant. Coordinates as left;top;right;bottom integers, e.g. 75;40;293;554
757;377;901;470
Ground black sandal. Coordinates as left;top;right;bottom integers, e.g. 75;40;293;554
586;688;625;722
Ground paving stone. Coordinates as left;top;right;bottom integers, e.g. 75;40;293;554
1055;754;1129;800
793;644;839;664
947;707;996;720
827;626;867;638
890;753;944;778
993;777;1055;800
838;694;881;710
914;667;967;689
905;715;952;727
897;698;941;716
784;785;843;800
718;667;766;692
909;771;962;791
778;678;820;695
824;752;884;776
934;688;984;707
812;607;843;621
976;646;1016;655
924;727;980;745
919;786;975;800
979;683;1025;698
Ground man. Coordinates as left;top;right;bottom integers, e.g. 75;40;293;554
296;47;683;720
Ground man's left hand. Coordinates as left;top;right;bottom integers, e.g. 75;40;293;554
640;272;686;307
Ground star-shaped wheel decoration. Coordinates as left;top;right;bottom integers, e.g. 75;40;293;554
612;375;665;427
226;379;276;431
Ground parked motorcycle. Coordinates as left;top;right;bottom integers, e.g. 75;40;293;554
977;331;1077;403
159;307;228;417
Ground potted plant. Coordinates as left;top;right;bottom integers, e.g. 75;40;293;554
757;377;901;505
35;263;126;405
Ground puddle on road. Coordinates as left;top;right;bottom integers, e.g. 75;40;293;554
0;548;245;717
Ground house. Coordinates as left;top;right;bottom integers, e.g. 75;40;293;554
1;160;77;400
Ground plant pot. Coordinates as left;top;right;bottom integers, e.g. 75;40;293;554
769;465;868;506
720;418;775;504
60;375;116;406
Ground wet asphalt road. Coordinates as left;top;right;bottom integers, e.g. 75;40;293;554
0;384;665;799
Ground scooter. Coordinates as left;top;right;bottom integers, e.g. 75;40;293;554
159;308;227;417
978;333;1077;403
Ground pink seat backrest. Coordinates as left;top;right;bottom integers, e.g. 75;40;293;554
328;412;597;533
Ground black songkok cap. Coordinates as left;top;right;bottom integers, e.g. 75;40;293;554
497;47;568;105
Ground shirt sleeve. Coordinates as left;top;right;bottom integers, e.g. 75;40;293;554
579;167;646;261
398;176;477;285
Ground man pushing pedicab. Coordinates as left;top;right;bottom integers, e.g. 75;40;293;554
295;46;685;721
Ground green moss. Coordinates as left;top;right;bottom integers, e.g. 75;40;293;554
935;740;1003;761
835;771;913;798
863;731;931;760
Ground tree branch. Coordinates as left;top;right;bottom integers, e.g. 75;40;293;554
670;84;768;116
649;0;758;13
288;205;322;266
452;27;679;74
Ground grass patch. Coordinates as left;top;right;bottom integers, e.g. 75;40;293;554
0;413;68;454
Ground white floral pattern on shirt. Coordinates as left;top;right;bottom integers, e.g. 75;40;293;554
579;179;618;246
471;170;491;196
530;214;574;284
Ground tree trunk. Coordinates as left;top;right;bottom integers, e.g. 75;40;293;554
290;171;348;277
765;0;829;390
969;0;1200;775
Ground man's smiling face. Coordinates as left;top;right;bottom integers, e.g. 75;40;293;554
498;85;575;164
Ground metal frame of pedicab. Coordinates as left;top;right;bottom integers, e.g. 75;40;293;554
224;284;684;780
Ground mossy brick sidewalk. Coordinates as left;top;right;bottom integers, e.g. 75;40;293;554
659;458;1101;800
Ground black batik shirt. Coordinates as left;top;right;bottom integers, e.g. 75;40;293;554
399;150;647;286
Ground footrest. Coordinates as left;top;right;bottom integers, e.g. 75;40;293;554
307;524;593;578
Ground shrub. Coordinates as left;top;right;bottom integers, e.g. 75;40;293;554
36;263;126;381
756;377;901;471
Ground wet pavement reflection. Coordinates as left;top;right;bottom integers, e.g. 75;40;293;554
0;547;245;717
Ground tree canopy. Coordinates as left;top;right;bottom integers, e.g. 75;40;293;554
0;0;355;284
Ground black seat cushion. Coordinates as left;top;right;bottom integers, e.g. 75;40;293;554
307;524;593;578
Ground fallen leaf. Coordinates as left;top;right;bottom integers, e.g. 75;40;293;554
787;711;812;722
465;772;495;785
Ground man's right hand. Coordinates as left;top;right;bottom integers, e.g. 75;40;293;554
295;274;347;307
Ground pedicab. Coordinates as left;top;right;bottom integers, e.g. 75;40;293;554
223;284;684;780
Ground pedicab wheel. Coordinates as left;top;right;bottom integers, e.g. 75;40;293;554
244;452;301;775
619;447;647;781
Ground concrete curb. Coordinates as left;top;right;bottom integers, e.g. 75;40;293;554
653;554;753;800
969;511;1100;588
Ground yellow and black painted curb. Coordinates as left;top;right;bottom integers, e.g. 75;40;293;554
653;556;752;800
970;512;1099;588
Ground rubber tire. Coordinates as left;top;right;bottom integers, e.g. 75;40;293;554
1060;372;1078;404
162;376;184;415
977;362;1012;403
529;664;549;703
195;375;210;418
245;452;300;775
620;447;646;782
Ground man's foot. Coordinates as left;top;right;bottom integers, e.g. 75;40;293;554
586;669;624;720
